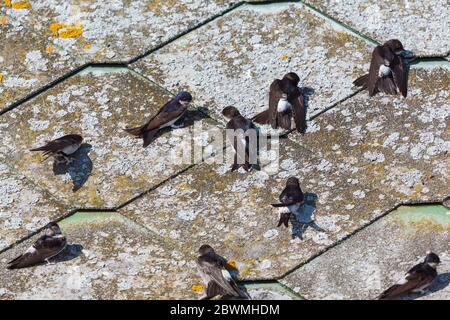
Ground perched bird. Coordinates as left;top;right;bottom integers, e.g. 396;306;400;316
222;106;257;172
124;91;192;147
353;39;413;97
7;222;67;270
253;72;306;133
378;251;441;300
196;245;249;300
30;134;83;165
272;177;304;228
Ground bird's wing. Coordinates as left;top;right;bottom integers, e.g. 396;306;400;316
268;80;283;128
379;266;432;299
367;46;385;97
289;88;307;133
145;105;187;131
7;235;66;269
279;186;303;204
197;255;244;298
30;136;78;154
392;55;407;97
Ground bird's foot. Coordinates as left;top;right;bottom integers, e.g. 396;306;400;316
231;164;240;172
45;258;55;266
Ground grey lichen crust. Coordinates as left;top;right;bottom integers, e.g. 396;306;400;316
281;205;450;300
0;69;219;209
304;0;450;56
131;2;373;124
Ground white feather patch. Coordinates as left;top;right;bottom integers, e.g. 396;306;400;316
378;65;392;77
222;269;232;280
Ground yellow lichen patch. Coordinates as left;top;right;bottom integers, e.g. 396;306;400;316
50;23;83;38
191;284;204;293
280;55;290;61
84;43;91;49
226;259;238;271
11;1;31;9
0;73;3;82
4;0;11;7
45;44;55;54
1;15;7;25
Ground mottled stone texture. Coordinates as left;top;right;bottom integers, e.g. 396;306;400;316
304;0;450;56
0;69;219;208
0;212;198;299
131;3;372;124
290;66;450;203
119;140;396;279
0;163;66;252
1;1;449;300
282;205;450;300
0;0;240;109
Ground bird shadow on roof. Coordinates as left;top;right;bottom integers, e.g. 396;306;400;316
52;143;93;192
290;192;327;240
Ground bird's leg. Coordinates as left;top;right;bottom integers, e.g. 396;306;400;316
45;258;55;266
54;153;66;165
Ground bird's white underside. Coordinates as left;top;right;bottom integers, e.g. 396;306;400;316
62;143;81;155
378;65;392;77
277;98;292;112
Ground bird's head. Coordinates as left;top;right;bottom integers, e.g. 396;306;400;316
222;106;241;119
175;91;193;106
198;244;215;255
283;72;300;86
44;222;62;236
286;176;300;186
424;251;441;268
384;39;413;58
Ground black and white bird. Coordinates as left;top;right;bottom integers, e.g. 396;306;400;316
30;134;83;165
222;106;257;172
272;177;304;228
196;245;249;300
7;222;67;270
253;72;306;133
353;39;413;97
378;251;441;299
124;91;192;147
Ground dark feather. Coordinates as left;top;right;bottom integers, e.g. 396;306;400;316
353;74;369;88
392;56;407;97
268;80;283;129
7;235;67;269
30;134;82;155
289;88;306;133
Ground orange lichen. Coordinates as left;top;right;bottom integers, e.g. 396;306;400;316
83;43;91;49
280;55;290;61
50;23;83;38
191;284;204;293
11;1;31;9
226;259;238;271
1;15;7;25
0;73;3;82
45;44;55;54
4;0;11;7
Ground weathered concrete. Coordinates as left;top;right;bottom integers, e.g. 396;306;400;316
282;205;450;300
0;162;67;252
290;66;450;203
119;139;396;280
0;0;241;109
0;211;199;299
131;2;373;125
304;0;450;56
0;68;219;209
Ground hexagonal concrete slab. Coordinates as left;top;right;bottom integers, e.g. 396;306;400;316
303;0;450;56
131;2;373;125
0;68;219;209
281;204;450;300
0;162;67;252
119;139;396;280
0;211;199;299
290;65;450;203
